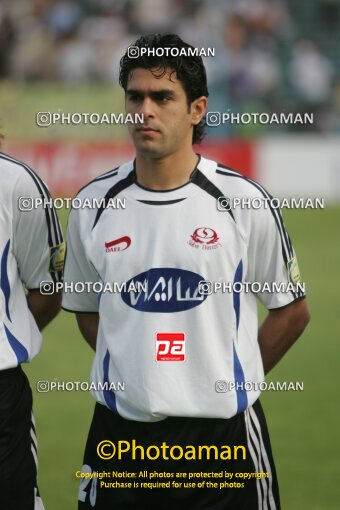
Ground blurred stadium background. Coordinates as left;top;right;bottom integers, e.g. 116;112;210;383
0;0;339;509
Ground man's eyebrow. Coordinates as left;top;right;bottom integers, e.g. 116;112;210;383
126;88;143;96
152;89;176;97
126;88;175;96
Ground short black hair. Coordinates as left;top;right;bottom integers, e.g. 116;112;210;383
119;34;209;144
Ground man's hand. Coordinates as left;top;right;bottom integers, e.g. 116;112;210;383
27;289;62;331
258;297;310;374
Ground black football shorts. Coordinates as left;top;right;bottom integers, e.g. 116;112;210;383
0;366;43;510
78;398;280;509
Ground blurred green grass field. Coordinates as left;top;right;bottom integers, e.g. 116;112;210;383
0;82;125;142
24;206;339;510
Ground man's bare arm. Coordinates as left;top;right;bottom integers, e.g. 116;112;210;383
27;290;62;331
258;298;311;374
76;313;99;351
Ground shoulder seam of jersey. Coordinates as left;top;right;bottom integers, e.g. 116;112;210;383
216;163;244;176
92;169;136;229
216;166;302;300
76;167;120;196
191;168;235;221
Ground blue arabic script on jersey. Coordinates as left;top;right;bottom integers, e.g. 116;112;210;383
121;268;208;312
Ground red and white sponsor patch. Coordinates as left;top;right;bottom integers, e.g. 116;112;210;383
105;236;131;252
156;332;185;362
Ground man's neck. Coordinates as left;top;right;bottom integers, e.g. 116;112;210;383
135;149;199;190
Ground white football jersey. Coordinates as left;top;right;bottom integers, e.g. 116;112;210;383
0;153;64;370
63;156;305;421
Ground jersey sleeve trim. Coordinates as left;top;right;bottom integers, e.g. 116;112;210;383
61;306;99;314
267;294;306;311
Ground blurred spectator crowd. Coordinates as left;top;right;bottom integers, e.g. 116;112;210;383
0;0;339;133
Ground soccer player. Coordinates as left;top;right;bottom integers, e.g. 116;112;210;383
63;34;310;509
0;151;64;509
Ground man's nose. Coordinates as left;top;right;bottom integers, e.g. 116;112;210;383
140;97;155;118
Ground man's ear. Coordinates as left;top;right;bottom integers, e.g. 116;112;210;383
191;96;208;126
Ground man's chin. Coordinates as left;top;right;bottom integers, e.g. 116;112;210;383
134;141;165;158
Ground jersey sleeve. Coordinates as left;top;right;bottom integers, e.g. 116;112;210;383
62;207;100;313
13;171;64;289
247;201;305;310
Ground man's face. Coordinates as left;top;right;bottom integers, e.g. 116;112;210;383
125;67;201;158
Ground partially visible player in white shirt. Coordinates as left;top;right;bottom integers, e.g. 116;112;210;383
0;150;64;509
63;34;310;510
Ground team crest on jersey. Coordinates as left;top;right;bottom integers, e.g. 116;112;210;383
49;242;65;273
188;227;222;250
105;236;131;252
287;257;301;285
